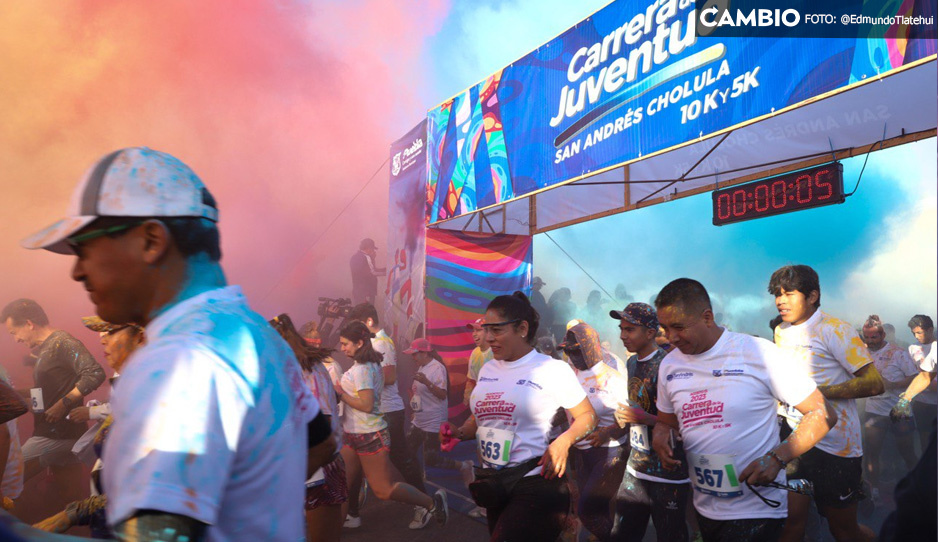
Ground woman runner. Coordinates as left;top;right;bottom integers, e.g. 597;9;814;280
336;321;448;529
441;292;597;541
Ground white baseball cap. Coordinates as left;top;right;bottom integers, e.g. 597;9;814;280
21;147;219;254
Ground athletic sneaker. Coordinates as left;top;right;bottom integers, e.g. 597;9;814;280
409;506;430;530
343;514;361;529
468;506;487;518
431;489;449;525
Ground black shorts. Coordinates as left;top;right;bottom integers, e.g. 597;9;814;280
695;512;784;542
786;447;863;510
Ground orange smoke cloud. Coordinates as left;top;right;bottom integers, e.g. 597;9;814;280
0;0;447;385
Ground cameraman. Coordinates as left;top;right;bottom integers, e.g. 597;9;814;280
350;239;385;305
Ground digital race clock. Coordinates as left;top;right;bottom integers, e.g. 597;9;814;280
711;162;846;226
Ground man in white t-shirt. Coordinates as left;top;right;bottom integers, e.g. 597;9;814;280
767;265;882;542
20;147;334;542
651;278;835;542
892;315;937;446
860;315;919;499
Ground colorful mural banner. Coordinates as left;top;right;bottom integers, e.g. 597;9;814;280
426;0;936;222
384;119;428;346
424;228;532;418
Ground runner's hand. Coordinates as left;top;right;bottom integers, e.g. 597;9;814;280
68;406;91;423
739;454;783;486
44;401;67;423
652;423;681;470
439;422;460;452
584;426;612;447
414;373;430;386
890;397;912;422
615;403;647;427
539;437;571;479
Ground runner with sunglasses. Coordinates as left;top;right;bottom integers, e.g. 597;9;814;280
440;292;597;541
651;279;836;542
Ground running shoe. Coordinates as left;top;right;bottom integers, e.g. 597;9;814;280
431;489;449;526
409;506;430;530
468;506;487;518
343;514;361;529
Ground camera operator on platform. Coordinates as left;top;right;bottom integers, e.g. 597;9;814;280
350;238;385;306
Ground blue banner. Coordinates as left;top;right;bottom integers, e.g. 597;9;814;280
426;0;936;222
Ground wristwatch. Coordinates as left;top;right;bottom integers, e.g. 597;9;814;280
61;396;78;410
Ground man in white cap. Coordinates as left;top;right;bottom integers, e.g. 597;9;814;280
21;147;334;542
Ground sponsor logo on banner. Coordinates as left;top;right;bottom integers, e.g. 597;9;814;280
392;138;425;177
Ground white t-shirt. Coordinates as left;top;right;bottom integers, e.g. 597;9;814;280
909;341;938;405
373;330;404;413
774;310;872;458
1;420;22;500
470;349;586;475
305;363;342;448
574;362;629;449
104;286;319;542
866;343;919;416
656;330;816;521
340;362;387;434
411;359;448;432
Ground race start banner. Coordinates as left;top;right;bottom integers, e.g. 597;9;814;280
385;119;428;346
426;0;936;223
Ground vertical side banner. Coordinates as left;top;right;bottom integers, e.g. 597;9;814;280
385;120;428;346
425;229;533;419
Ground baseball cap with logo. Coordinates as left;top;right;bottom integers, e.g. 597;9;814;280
465;317;485;330
21;147;219;254
609;302;659;330
404;338;433;354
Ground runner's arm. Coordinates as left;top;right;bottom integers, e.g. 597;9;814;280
382;365;397;386
739;389;836;485
339;388;375;413
651;412;682;470
817;363;884;399
540;398;597;479
114;510;207;542
452;415;479;441
899;371;937;402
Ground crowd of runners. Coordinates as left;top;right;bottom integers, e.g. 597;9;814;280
0;147;933;542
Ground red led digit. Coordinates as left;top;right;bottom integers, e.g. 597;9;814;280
717;193;731;220
795;174;812;204
771;180;786;209
732;189;746;217
815;169;833;200
755;184;769;212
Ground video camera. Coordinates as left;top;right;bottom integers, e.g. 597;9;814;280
317;297;352;320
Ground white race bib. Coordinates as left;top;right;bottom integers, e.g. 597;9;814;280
477;427;514;469
305;468;326;488
630;425;651;453
29;388;44;413
687;453;743;498
410;394;422;412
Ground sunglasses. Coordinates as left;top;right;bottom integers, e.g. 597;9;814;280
67;221;144;255
746;479;814;508
480;319;522;334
